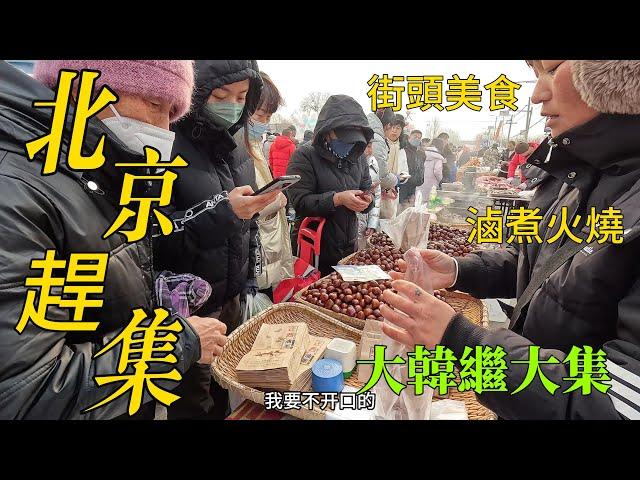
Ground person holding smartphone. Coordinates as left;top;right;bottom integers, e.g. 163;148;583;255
154;60;279;419
286;94;374;276
232;72;295;296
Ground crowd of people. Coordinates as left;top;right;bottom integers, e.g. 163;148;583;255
1;59;639;420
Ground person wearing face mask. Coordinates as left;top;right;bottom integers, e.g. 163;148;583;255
153;60;277;420
399;129;426;212
286;94;374;277
380;60;640;420
231;72;294;295
0;60;229;420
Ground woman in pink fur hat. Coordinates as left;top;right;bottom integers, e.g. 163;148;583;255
0;60;226;419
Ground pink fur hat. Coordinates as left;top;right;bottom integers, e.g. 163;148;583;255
572;60;640;115
34;60;194;122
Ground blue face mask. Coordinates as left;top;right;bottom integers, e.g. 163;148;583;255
409;138;421;147
248;120;269;141
328;139;356;159
205;101;245;129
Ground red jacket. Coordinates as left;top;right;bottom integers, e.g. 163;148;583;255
269;135;296;178
508;153;527;182
508;142;539;183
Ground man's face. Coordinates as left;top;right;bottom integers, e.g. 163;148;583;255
96;92;173;130
386;123;402;142
409;132;422;143
531;60;599;137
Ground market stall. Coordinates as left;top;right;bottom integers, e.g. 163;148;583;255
211;222;497;420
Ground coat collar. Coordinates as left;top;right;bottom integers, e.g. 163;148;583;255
527;113;640;193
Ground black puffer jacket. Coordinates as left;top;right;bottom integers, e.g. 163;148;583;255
0;61;200;419
443;113;640;419
154;60;263;322
286;95;374;275
399;143;426;203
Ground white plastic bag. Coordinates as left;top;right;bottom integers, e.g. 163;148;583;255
380;202;431;251
242;292;273;323
373;248;435;420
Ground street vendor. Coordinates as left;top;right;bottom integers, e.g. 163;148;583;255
380;60;640;420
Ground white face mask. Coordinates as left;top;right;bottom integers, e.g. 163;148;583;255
101;105;175;163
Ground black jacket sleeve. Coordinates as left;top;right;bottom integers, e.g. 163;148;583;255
441;299;640;420
155;191;244;264
0;178;200;420
359;159;374;215
286;149;338;218
453;246;520;299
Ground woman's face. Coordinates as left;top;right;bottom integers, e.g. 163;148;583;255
530;60;599;137
385;123;402;141
251;107;272;125
208;78;250;105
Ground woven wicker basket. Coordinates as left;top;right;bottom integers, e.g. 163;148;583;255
211;303;363;420
211;302;495;420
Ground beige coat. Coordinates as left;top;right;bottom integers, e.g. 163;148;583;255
250;139;294;290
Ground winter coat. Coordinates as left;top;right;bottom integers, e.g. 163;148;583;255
269;134;296;178
508;153;528;181
357;155;382;235
154;60;263;322
286;95;374;276
367;112;398;190
0;61;200;419
233;130;294;290
380;139;408;219
443;113;640;419
399;143;426;203
416;146;444;204
263;134;276;161
482;147;501;170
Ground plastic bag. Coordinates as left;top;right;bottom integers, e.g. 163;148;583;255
372;248;435;420
380;201;431;251
242;292;273;324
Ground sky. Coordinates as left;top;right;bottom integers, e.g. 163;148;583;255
258;60;546;143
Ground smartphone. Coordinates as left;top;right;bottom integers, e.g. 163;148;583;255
252;175;301;196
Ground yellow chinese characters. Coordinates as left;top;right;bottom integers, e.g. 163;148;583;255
16;250;107;333
83;307;184;416
586;207;624;244
446;74;482;112
406;75;444;111
466;206;504;244
484;74;521;111
25;70;117;175
465;206;624;246
506;207;544;244
103;146;188;242
367;74;405;112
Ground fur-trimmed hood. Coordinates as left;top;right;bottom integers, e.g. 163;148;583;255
572;60;640;115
